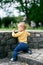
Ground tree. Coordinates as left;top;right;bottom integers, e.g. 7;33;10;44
12;0;40;24
28;0;40;26
0;0;15;16
1;16;18;27
39;0;43;26
0;0;43;27
0;0;39;22
0;18;2;27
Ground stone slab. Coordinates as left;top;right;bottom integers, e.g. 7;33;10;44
18;49;43;65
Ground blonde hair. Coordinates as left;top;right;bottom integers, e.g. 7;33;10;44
18;22;26;29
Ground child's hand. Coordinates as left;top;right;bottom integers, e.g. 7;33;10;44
12;29;15;32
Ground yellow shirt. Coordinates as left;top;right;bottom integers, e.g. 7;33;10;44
12;31;30;43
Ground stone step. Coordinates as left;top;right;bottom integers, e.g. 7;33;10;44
18;49;43;65
0;58;28;65
0;49;43;65
0;62;27;65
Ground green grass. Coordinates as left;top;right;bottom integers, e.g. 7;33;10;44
26;24;43;30
0;27;14;31
0;23;43;31
29;27;43;30
0;27;43;31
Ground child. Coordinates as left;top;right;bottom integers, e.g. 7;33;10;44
11;22;32;61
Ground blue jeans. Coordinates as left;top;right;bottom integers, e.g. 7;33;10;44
12;42;29;60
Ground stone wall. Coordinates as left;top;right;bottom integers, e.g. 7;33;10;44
0;31;18;58
0;30;43;58
28;30;43;49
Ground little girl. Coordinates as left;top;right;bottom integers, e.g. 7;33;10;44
11;22;32;61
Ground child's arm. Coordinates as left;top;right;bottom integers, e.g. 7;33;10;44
27;32;30;36
12;30;22;37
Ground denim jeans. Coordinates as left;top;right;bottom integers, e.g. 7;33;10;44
12;42;29;60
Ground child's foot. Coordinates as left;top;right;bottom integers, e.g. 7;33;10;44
28;50;32;54
10;58;14;62
10;58;16;62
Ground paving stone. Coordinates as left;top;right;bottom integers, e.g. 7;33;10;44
0;49;43;65
36;53;43;61
0;62;28;65
0;58;28;65
18;49;43;65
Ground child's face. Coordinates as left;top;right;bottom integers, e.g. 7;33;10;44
18;24;25;32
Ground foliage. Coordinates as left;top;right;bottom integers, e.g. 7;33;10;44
1;16;18;27
0;0;43;27
13;0;43;27
0;18;2;27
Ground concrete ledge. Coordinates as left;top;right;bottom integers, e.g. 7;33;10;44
0;30;43;32
18;49;43;65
